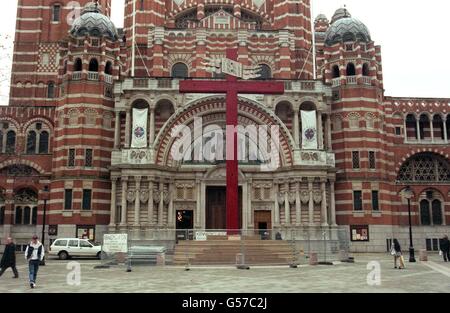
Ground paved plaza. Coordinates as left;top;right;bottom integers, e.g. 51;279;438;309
0;254;449;293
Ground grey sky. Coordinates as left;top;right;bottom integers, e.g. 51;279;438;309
1;0;449;106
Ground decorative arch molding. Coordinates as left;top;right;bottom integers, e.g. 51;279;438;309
154;95;178;109
154;96;294;168
0;117;20;131
127;94;153;110
251;55;276;73
0;160;46;175
298;96;321;111
167;54;194;72
22;117;54;133
396;151;450;183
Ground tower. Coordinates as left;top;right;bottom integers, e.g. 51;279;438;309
10;0;112;106
319;8;388;227
49;2;122;236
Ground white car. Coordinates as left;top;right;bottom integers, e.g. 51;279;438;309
49;238;102;260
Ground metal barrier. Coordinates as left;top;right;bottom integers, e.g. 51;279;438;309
95;228;351;270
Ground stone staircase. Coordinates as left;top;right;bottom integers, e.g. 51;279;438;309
173;239;295;266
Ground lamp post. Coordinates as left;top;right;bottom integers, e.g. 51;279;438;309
402;186;416;263
40;185;49;266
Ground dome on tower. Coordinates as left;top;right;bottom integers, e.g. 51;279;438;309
324;8;371;46
70;2;119;41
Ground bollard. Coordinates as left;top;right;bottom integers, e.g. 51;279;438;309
419;249;428;262
309;252;318;266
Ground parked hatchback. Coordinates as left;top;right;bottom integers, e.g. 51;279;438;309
49;238;102;260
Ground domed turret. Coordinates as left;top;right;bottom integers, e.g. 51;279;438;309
70;2;119;41
325;8;371;46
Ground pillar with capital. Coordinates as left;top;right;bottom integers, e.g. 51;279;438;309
114;111;121;149
330;180;337;226
274;183;280;226
321;180;329;227
149;107;155;146
120;177;128;226
147;178;154;226
109;177;118;227
134;176;141;226
308;180;314;226
284;182;290;225
125;109;131;148
293;108;300;147
295;181;301;226
158;181;164;227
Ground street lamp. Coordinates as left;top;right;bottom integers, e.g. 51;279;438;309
40;185;50;266
402;186;416;263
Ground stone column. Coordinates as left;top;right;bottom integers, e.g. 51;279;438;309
295;181;301;226
326;115;332;151
444;117;448;143
321;181;328;227
167;182;174;228
430;119;434;143
308;180;314;226
109;177;117;226
404;118;408;143
284;183;290;225
196;180;201;228
158;181;164;227
201;182;206;229
416;118;421;141
147;179;154;225
248;179;253;229
125;109;131;148
293;108;300;147
330;180;337;226
114;111;121;149
242;182;248;230
317;112;324;150
120;177;128;226
134;176;141;226
149;108;155;146
274;183;280;226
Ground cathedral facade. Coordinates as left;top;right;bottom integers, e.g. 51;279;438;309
1;0;449;252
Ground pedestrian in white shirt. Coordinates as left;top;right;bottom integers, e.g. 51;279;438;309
24;235;45;289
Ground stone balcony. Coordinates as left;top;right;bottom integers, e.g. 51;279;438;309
114;78;330;97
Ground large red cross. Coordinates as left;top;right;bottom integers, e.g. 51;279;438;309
179;49;284;231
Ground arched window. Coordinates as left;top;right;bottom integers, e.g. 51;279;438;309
63;60;68;74
74;58;83;72
32;207;38;225
346;63;356;76
15;207;23;225
420;200;431;226
332;65;340;78
6;131;16;154
105;61;113;75
0;131;3;153
362;63;370;76
432;115;445;140
419;114;430;140
89;58;99;72
26;131;37;154
258;64;272;80
23;207;31;225
47;82;55;99
171;63;189;78
39;131;49;154
432;199;443;225
155;100;175;120
275;102;293;124
397;153;450;183
405;114;418;140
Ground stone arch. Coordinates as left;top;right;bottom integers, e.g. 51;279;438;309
127;94;153;110
154;96;294;168
0;160;46;175
396;152;450;183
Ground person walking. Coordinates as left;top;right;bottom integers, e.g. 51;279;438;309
25;235;45;289
440;235;450;262
391;239;405;269
0;237;19;279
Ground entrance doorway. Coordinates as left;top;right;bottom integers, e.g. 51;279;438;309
176;210;194;241
254;211;272;239
206;186;242;230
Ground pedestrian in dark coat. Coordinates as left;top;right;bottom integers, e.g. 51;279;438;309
0;237;19;278
440;235;450;262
